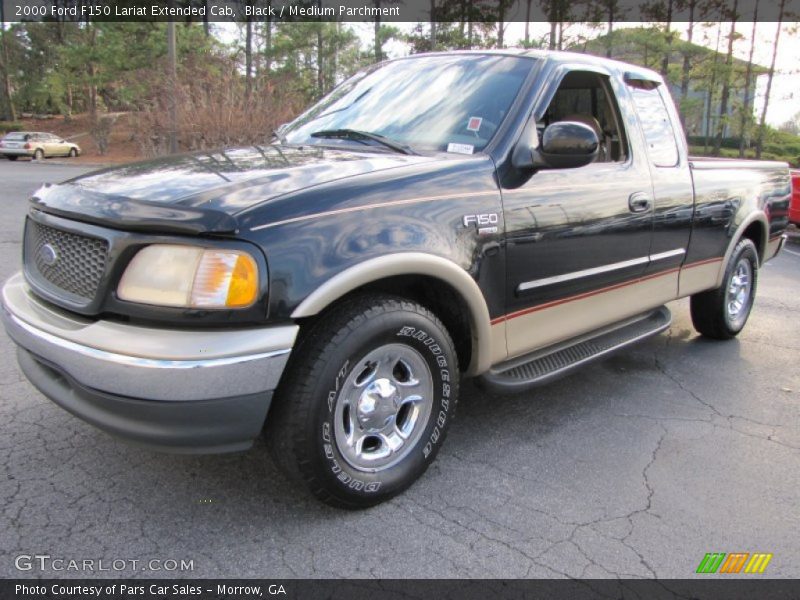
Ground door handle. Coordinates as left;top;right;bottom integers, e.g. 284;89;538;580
628;192;652;213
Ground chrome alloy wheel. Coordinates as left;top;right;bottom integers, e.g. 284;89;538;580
334;343;434;472
726;257;753;325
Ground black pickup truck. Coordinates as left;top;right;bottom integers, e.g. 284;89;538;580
2;51;792;508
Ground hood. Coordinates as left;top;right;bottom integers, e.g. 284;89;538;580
31;145;432;235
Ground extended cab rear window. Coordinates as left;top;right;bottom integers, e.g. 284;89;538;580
630;87;679;167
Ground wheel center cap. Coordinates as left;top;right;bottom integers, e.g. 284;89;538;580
357;378;400;430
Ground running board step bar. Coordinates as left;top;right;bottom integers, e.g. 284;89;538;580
478;306;671;393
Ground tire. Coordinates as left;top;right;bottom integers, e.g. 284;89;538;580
7;156;17;161
69;148;77;158
34;149;44;161
690;238;759;340
267;294;459;509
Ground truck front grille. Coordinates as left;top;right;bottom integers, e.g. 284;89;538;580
23;219;109;301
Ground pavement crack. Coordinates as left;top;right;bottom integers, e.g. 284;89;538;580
653;350;798;453
616;426;667;578
654;354;721;417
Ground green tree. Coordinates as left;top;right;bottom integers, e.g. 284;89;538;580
756;0;789;158
0;22;25;121
712;0;740;156
738;0;759;156
267;22;363;101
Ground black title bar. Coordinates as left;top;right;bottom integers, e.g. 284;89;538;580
1;0;796;23
4;579;800;600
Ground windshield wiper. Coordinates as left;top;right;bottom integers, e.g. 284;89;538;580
310;129;416;155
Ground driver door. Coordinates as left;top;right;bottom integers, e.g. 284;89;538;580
501;67;656;358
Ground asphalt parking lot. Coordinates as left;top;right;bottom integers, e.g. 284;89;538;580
1;159;798;579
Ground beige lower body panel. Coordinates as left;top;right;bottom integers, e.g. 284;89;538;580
678;258;723;297
498;269;681;362
489;320;508;365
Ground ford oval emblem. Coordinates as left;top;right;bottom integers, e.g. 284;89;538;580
38;244;59;267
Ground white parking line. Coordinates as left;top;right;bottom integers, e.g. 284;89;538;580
784;247;800;258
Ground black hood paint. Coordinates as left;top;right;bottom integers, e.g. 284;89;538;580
31;145;434;235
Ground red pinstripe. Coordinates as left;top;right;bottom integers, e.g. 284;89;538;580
490;257;723;325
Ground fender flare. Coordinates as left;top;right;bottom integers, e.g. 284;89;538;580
291;253;494;375
714;212;769;288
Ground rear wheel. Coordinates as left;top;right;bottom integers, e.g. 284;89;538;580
267;295;459;509
7;156;17;161
690;238;759;340
33;149;44;161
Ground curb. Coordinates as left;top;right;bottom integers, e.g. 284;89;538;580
39;160;112;168
1;158;112;168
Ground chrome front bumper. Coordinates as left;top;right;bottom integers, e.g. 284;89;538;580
2;273;296;401
1;273;298;452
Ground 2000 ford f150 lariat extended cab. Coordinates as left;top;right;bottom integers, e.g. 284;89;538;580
2;51;792;508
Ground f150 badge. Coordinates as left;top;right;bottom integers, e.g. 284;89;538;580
462;213;499;235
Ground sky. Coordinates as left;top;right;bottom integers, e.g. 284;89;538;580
368;21;800;127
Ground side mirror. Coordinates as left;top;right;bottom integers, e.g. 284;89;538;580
513;121;599;170
539;121;599;168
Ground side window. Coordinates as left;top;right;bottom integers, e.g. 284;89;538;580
630;87;679;167
539;71;629;163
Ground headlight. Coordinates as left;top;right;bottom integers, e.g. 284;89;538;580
117;245;259;309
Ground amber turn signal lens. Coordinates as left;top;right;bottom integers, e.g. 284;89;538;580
226;254;258;308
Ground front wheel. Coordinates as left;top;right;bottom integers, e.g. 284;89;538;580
7;155;17;161
690;238;759;340
267;295;459;508
68;148;78;158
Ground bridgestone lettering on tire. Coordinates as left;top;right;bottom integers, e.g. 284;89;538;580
690;238;759;340
266;294;459;509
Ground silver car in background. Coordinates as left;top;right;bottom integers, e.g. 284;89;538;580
0;132;81;161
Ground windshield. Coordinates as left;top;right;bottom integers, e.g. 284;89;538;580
283;54;535;154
